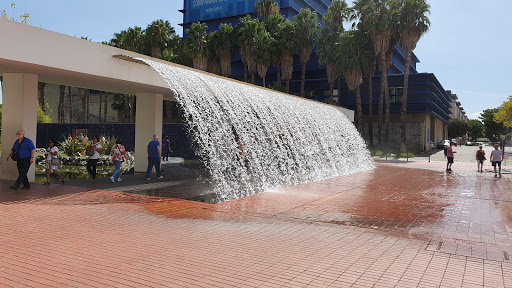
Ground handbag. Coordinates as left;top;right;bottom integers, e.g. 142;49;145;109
51;157;60;166
11;137;26;161
86;144;95;157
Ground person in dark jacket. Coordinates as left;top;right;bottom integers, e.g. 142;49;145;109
6;129;36;190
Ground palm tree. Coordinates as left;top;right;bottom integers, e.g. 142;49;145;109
68;86;72;123
397;0;430;151
58;85;65;123
264;14;286;85
237;16;265;84
145;19;175;57
274;19;296;93
317;26;342;105
253;31;273;87
293;9;321;97
111;26;145;53
210;24;234;77
353;0;397;146
339;30;371;132
38;82;46;112
185;22;209;71
206;31;221;75
361;35;377;147
255;0;279;19
323;0;351;29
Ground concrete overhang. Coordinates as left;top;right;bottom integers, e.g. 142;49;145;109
0;18;354;121
0;18;173;99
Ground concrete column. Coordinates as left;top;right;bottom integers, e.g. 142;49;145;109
134;93;163;173
0;73;38;181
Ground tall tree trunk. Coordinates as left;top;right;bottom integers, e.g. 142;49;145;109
383;48;393;149
103;93;108;123
38;82;46;111
337;76;341;106
286;80;290;94
243;62;248;83
300;61;306;97
86;90;90;123
378;55;385;146
356;86;363;133
99;93;103;123
80;89;87;123
329;82;334;105
368;75;374;147
276;64;281;84
58;85;65;123
400;50;412;152
68;86;73;123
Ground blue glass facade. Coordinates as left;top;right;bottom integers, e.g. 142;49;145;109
180;0;453;151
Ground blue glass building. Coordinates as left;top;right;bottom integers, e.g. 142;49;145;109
180;0;455;152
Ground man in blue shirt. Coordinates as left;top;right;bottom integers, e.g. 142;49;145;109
6;129;36;190
146;134;163;180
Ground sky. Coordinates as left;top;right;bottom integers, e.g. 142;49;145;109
1;0;511;120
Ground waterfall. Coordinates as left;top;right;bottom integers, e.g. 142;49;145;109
139;58;374;202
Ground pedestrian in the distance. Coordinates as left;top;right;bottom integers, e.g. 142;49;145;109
86;136;102;183
162;136;171;161
490;144;504;178
110;138;128;183
6;129;36;190
45;138;65;185
146;134;163;180
475;145;486;173
446;141;456;172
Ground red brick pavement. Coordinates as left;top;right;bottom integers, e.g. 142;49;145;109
0;161;510;287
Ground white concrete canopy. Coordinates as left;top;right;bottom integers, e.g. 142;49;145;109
0;18;354;182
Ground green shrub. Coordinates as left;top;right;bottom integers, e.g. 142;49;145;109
374;150;383;156
100;136;117;156
399;152;415;158
58;137;86;157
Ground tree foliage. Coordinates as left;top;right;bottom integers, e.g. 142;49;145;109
466;119;484;141
494;96;512;128
480;108;507;142
447;119;467;138
37;103;52;123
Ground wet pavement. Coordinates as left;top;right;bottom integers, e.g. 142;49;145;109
0;160;511;287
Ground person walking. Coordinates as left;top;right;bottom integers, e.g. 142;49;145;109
110;138;128;183
86;136;102;183
476;145;486;172
146;134;163;180
6;129;36;190
162;136;171;161
490;144;504;178
446;141;456;172
45;138;65;185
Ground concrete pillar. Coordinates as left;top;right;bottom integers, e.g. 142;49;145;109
134;93;163;173
0;73;38;181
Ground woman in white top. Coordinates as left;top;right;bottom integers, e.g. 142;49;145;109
86;135;102;183
45;139;64;185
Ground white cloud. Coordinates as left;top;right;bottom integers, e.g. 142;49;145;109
470;111;482;120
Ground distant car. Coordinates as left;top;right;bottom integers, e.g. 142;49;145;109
437;140;450;149
466;141;478;146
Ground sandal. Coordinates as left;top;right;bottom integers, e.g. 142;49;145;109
44;182;50;186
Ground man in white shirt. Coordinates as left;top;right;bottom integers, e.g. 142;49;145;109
490;144;504;177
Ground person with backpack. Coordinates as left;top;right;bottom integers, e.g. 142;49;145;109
475;145;486;173
6;129;36;190
446;141;456;172
110;138;128;183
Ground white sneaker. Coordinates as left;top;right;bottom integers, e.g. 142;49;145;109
117;178;122;182
110;176;115;183
145;177;150;180
158;176;164;179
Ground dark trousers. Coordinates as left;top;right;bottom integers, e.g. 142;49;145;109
87;159;99;179
14;158;31;188
162;149;170;161
146;157;161;178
